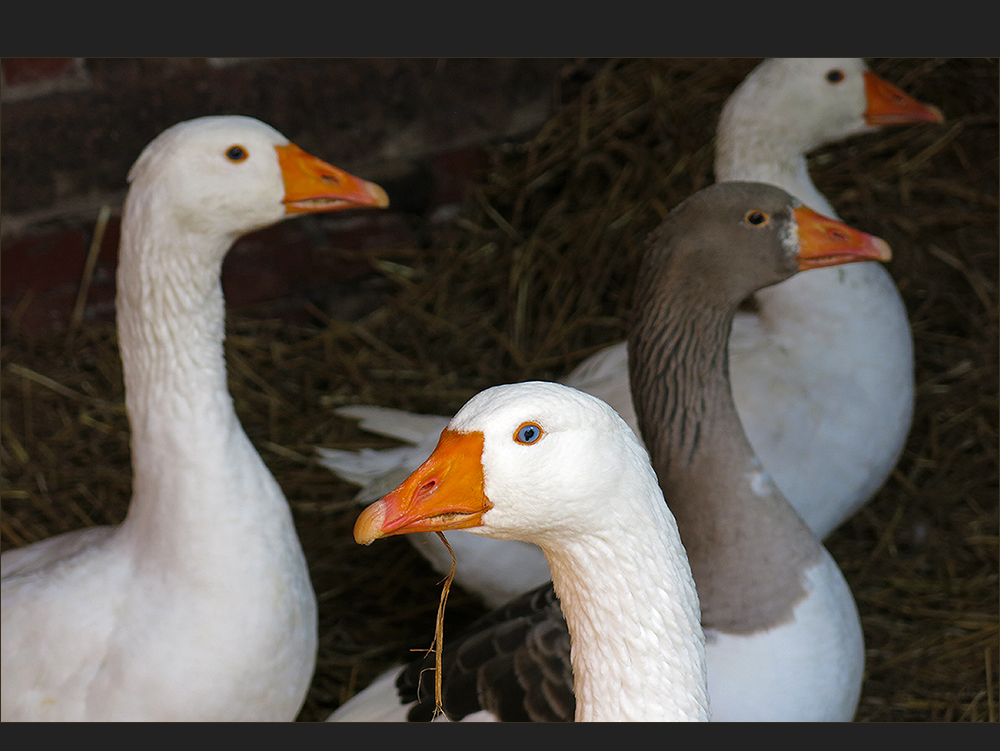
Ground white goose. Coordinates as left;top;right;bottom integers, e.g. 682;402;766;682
317;58;943;608
336;381;711;722
0;115;389;721
329;182;887;721
567;57;943;536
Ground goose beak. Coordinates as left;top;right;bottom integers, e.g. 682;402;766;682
276;142;390;214
354;429;492;545
794;206;892;271
864;70;944;125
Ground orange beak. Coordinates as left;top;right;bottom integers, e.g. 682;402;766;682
276;142;389;214
864;70;944;126
354;429;492;545
794;206;892;271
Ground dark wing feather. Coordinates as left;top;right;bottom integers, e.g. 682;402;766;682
397;582;576;722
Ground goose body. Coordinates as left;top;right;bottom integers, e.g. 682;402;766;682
329;182;883;721
317;58;941;608
0;116;389;721
336;381;711;722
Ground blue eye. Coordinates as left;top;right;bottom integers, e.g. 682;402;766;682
514;423;543;445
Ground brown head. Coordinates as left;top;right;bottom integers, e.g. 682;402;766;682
635;181;891;313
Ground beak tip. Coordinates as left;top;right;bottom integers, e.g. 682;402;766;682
874;236;893;262
368;182;390;208
353;503;387;545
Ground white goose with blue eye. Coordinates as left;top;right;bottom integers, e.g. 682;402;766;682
1;115;389;721
317;58;943;609
339;381;711;722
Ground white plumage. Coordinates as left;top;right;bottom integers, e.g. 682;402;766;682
338;381;711;722
1;116;388;721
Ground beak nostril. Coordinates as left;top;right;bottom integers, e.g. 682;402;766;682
415;479;438;502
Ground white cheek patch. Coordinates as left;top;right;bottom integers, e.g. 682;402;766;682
782;214;799;261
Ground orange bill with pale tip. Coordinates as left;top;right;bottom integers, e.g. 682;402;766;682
354;429;492;545
794;205;892;271
864;70;944;125
276;142;389;214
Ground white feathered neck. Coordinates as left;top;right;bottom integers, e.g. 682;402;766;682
715;57;874;217
114;120;299;573
545;512;710;721
455;384;711;721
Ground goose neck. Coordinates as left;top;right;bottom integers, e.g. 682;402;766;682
627;280;823;634
542;499;709;721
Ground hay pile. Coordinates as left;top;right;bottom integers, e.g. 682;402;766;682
2;58;997;722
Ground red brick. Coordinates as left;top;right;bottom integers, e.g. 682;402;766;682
1;229;87;297
2;58;78;87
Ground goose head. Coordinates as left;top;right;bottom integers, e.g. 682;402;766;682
353;381;657;547
719;58;944;156
636;181;892;310
124;115;389;258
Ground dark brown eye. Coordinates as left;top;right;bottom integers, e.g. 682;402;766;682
514;422;543;445
745;210;769;226
226;145;248;162
826;69;845;84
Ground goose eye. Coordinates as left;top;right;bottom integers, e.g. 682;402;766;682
226;145;248;162
514;422;543;445
745;210;770;226
826;69;845;84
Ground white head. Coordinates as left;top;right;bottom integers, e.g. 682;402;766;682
124;115;388;246
354;382;660;547
720;58;943;153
